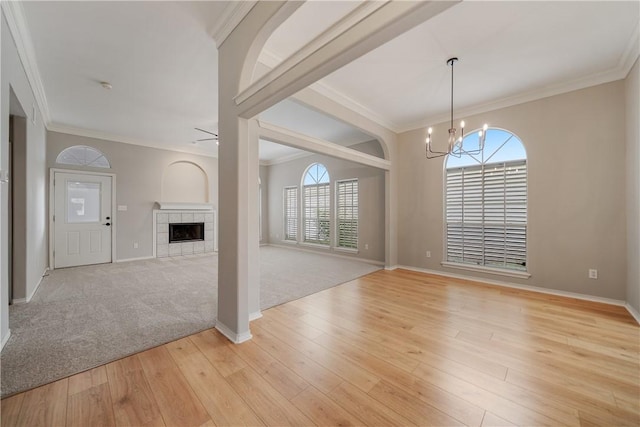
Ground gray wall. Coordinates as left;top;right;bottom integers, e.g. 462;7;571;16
47;131;219;261
259;165;269;243
266;141;386;263
1;10;49;347
626;59;640;314
398;80;628;301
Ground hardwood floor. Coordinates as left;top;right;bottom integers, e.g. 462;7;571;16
2;269;639;426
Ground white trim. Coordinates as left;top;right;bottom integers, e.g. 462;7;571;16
47;123;218;159
620;23;640;74
441;261;531;280
625;303;640;325
1;1;51;125
249;311;263;321
267;243;384;267
258;121;390;171
215;320;252;344
385;264;399;271
334;247;359;255
299;242;331;251
236;1;387;106
260;150;314;167
12;268;47;304
156;202;214;211
1;330;11;350
209;1;257;48
115;256;155;263
49;168;117;270
398;265;628;308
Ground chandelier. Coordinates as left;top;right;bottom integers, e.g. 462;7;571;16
426;57;488;159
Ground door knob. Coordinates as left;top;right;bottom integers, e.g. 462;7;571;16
104;222;111;226
106;216;110;220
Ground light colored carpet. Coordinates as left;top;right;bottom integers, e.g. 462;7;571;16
1;246;380;397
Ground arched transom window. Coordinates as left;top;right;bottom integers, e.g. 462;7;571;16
56;145;111;168
445;128;527;272
303;163;330;245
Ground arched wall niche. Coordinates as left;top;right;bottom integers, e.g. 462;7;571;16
161;161;209;203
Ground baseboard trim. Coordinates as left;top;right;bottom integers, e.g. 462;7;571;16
13;268;49;304
267;243;384;266
1;330;11;350
249;311;263;321
397;265;628;308
625;302;640;325
215;320;252;344
115;256;155;263
385;264;399;271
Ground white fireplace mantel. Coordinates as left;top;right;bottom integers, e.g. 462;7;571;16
155;202;214;211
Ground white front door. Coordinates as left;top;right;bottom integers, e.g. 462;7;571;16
53;172;112;268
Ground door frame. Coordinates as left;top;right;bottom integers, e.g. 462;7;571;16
49;168;117;270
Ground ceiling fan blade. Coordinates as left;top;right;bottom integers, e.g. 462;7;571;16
195;127;218;137
196;138;217;141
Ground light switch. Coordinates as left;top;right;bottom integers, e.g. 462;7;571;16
117;205;127;211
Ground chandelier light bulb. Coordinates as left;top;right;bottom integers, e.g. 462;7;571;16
483;123;488;131
460;120;465;129
428;127;433;135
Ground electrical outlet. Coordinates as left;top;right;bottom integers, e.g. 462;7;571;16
588;269;598;279
133;242;139;249
426;251;431;258
365;244;369;250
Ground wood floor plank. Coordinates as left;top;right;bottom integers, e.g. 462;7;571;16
1;393;24;427
328;381;416;426
229;339;310;400
225;368;316;426
68;366;108;396
2;268;637;427
250;326;343;394
66;382;115;427
165;337;265;426
105;355;165;427
15;378;67;427
138;345;210;427
189;329;248;378
290;386;365;426
252;318;380;392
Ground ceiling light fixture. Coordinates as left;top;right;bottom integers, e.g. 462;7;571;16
100;81;113;90
425;57;488;159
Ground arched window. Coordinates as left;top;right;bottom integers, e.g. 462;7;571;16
445;128;527;272
56;145;111;168
303;163;330;244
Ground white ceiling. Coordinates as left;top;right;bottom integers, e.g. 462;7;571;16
15;1;640;160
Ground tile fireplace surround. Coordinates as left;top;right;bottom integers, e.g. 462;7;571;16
153;203;216;258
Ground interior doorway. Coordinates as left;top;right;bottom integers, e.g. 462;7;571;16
9;88;27;304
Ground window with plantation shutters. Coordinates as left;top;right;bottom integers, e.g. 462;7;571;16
303;164;330;245
284;187;298;241
336;179;358;249
445;128;527;272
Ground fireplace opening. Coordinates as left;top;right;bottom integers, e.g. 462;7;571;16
169;222;204;243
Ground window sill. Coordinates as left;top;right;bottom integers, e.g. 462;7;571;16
300;242;331;250
280;240;298;245
441;261;531;279
334;247;358;254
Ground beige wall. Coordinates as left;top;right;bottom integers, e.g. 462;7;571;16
46;131;218;261
398;80;628;300
626;58;640;314
266;141;386;263
2;10;48;346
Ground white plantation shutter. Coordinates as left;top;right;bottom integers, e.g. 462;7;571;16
304;183;330;244
337;179;358;249
284;187;297;241
446;160;527;271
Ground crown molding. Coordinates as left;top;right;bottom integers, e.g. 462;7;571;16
1;1;52;125
258;50;400;133
259;150;313;167
47;123;218;159
210;1;257;48
401;63;636;133
620;22;640;75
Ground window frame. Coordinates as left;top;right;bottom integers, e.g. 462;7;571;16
442;128;530;279
335;178;359;251
283;186;298;242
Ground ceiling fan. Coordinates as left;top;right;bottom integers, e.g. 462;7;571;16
193;127;219;145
